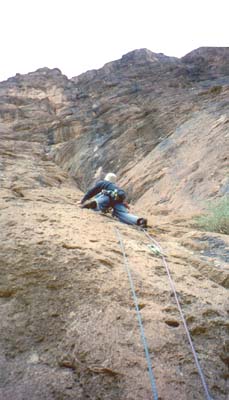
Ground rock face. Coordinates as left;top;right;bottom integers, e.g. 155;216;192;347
0;47;228;399
181;47;229;80
1;48;228;216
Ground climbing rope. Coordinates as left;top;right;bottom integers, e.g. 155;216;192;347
141;227;214;400
115;227;159;400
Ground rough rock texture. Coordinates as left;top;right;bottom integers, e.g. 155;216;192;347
0;47;229;399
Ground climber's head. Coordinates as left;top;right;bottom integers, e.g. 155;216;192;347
104;172;117;183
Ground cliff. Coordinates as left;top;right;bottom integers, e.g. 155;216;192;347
0;47;228;399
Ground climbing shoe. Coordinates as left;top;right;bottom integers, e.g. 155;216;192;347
82;200;97;209
137;218;148;228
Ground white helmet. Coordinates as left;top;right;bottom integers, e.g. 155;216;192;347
104;172;117;183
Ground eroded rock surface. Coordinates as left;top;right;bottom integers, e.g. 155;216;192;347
0;47;228;399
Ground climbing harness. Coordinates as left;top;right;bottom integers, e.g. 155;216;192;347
101;188;126;203
115;224;214;400
115;227;159;400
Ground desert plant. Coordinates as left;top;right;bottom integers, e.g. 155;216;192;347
195;196;229;235
209;85;223;95
198;85;222;97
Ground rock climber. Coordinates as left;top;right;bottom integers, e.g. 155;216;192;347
78;172;147;228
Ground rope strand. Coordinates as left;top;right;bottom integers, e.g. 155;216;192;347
115;227;159;400
141;228;214;400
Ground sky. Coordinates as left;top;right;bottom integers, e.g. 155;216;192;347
0;0;228;82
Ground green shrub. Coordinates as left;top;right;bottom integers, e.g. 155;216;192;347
198;85;222;97
209;85;223;95
195;196;229;235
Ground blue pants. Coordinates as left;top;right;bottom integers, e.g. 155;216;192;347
95;194;139;225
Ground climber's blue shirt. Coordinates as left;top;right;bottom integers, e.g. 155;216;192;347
81;180;119;204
